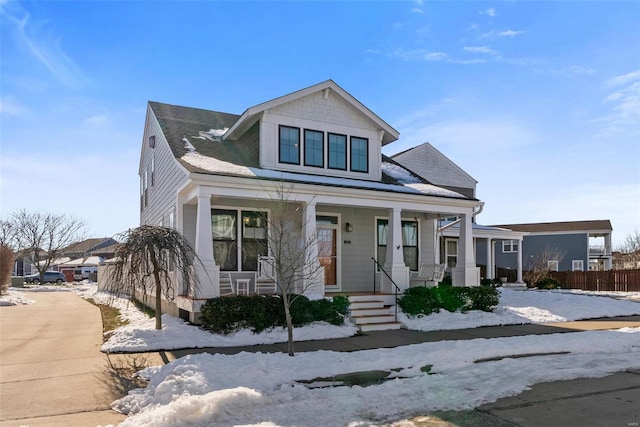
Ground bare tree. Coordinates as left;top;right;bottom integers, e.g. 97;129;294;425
107;225;199;330
260;183;324;356
615;229;640;269
524;245;565;286
9;210;86;283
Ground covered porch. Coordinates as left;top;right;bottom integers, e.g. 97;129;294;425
173;179;483;317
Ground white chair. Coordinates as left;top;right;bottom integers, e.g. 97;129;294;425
256;256;277;294
219;272;235;296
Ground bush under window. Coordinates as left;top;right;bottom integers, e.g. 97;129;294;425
398;284;499;317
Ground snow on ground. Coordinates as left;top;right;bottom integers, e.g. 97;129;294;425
114;328;640;426
0;288;35;306
399;288;640;331
4;284;640;425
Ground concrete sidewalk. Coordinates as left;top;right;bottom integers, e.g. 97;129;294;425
0;292;127;427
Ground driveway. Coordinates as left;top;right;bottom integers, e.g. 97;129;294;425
0;291;127;426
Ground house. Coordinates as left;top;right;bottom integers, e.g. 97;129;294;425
138;80;483;322
490;220;613;272
392;143;527;284
62;237;119;260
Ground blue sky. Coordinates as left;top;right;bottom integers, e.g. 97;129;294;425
1;0;638;246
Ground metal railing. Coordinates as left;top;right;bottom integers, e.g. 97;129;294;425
371;257;401;322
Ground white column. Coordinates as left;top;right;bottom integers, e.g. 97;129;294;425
604;233;613;270
383;208;410;292
485;238;493;280
516;238;524;283
302;201;323;297
434;220;441;264
452;212;480;286
194;194;218;298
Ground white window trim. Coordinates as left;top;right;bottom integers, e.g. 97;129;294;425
572;260;584;271
444;237;458;269
502;240;518;253
548;260;559;271
374;216;420;272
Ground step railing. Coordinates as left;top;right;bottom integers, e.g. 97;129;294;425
371;257;401;322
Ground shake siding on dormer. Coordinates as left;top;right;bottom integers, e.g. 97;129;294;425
139;107;189;227
259;90;382;181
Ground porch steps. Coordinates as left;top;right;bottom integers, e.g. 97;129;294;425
348;295;401;332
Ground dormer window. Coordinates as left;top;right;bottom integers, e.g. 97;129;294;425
328;133;347;170
304;129;324;167
279;125;300;164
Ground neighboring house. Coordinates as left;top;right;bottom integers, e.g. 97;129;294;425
62;237;119;259
59;256;104;281
392;142;477;198
139;80;483;322
613;251;640;270
490;220;613;272
12;249;40;276
393;141;527;284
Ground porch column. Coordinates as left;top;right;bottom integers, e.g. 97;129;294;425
516;238;524;283
485;238;493;280
434;220;441;264
303;201;323;297
195;194;218;298
383;208;410;292
452;212;480;286
604;233;613;270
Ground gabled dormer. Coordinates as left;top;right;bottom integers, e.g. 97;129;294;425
223;80;399;182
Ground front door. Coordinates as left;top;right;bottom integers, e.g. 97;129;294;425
317;215;340;290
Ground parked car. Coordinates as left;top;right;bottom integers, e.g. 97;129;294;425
24;271;66;284
73;266;97;281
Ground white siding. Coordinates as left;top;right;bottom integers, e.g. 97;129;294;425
260;90;383;182
140;106;189;228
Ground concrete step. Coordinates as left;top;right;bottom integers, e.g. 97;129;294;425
359;321;402;332
349;307;391;317
349;300;385;310
352;314;397;325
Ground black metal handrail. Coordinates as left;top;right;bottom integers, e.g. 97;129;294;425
371;257;401;322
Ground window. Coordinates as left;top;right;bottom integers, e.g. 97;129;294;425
502;240;519;253
572;260;584;271
445;239;458;268
151;155;155;186
241;211;268;271
350;136;368;172
548;260;559;271
212;209;268;272
304;129;324;167
212;210;237;271
376;219;419;271
328;133;347;170
279;126;299;164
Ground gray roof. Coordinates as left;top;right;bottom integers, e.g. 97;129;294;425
491;220;613;233
149;100;473;201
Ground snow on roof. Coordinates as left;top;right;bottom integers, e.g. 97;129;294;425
181;153;468;199
62;256;104;267
191;128;229;142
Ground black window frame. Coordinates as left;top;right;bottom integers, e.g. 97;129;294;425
328;132;347;170
278;125;300;165
304;129;324;168
350;136;369;173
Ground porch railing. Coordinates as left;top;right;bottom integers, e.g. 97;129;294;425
371;257;401;322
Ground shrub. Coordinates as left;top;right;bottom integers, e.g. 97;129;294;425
199;294;349;334
480;278;503;288
399;284;499;317
536;277;562;289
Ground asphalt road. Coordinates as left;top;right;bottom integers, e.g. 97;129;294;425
0;291;126;426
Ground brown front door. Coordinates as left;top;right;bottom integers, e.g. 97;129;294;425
317;226;337;287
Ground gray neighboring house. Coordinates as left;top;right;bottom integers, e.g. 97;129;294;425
489;220;613;272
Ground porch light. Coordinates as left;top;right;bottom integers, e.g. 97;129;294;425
345;223;353;232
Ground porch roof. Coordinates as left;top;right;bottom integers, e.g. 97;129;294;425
440;221;528;240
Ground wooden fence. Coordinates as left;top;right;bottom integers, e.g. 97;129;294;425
550;269;640;292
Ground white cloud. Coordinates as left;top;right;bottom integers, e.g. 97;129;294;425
598;69;640;133
548;65;596;76
464;46;498;55
5;6;88;88
393;49;486;65
483;8;497;17
410;7;423;14
481;29;525;39
606;69;640;88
